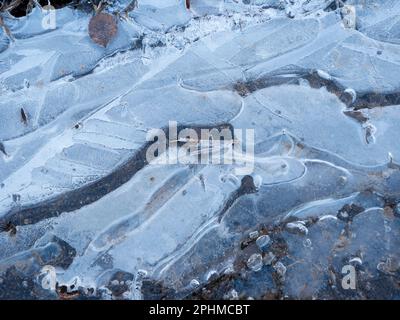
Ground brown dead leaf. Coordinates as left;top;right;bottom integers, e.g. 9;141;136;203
88;13;118;48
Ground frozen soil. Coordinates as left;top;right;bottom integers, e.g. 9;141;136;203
0;0;400;299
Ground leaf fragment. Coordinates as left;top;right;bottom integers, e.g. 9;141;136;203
88;12;118;48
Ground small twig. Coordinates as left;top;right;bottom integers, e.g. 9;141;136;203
0;15;13;39
93;0;105;14
0;142;7;156
185;0;190;10
20;107;28;125
124;0;138;13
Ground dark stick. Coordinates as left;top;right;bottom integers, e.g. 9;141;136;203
20;107;27;125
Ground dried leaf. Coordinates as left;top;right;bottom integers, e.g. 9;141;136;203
88;13;118;48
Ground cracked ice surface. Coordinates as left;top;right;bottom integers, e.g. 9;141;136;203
0;0;400;299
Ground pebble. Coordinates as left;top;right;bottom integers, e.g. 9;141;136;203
256;235;271;251
341;5;357;29
303;238;312;248
189;279;200;288
249;230;259;239
286;221;308;235
247;253;263;272
110;280;119;286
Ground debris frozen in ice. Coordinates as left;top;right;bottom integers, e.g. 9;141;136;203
247;254;263;272
88;13;118;47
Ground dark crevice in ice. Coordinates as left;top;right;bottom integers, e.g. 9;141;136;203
235;68;400;110
0;123;234;231
217;175;258;223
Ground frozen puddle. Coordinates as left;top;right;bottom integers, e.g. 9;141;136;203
0;0;400;299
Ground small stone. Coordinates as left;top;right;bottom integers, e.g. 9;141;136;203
303;238;312;248
247;253;263;272
88;13;118;47
341;5;356;29
394;203;400;217
249;230;259;239
286;221;308;235
189;279;200;288
256;235;271;251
